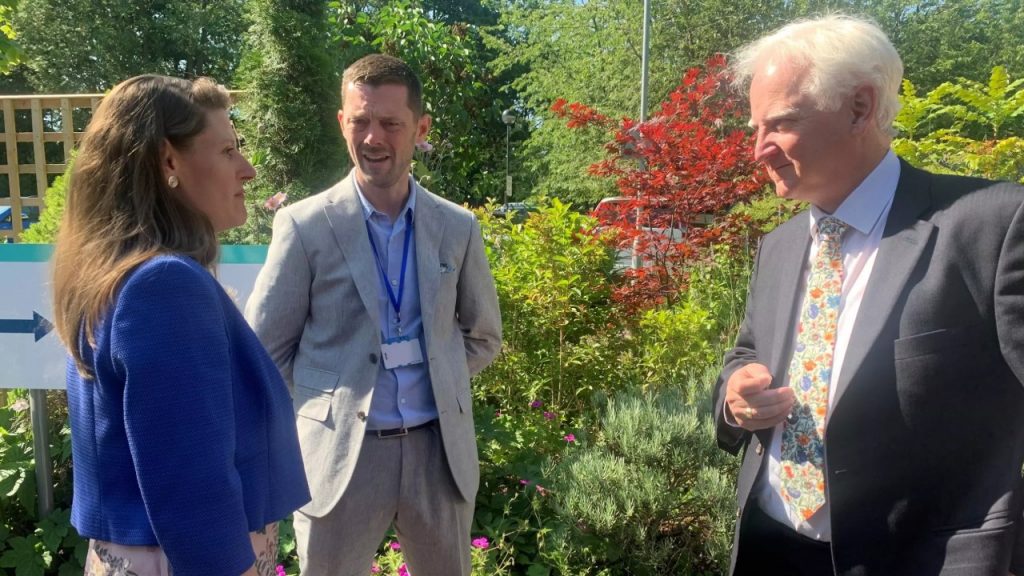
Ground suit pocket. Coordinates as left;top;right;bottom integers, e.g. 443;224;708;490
894;327;968;360
293;366;339;422
893;324;993;433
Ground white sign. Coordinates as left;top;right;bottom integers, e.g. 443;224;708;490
0;245;266;389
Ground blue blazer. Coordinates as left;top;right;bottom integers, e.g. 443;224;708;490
66;254;310;576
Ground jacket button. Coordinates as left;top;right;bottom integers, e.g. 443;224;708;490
755;443;764;456
357;411;367;421
369;353;378;364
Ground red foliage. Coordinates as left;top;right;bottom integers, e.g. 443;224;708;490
552;55;768;311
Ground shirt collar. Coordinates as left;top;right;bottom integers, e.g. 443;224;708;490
354;173;417;223
809;150;899;237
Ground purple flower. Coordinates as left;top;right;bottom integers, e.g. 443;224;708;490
563;433;576;443
370;564;381;574
263;191;288;211
543;411;556;420
471;537;490;549
416;141;434;153
390;541;401;551
519;478;529;485
398;563;409;576
275;566;287;576
530;400;543;408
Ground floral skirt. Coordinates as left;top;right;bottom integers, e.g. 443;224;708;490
84;522;279;576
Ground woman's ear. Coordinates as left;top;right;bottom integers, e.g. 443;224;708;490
160;139;179;186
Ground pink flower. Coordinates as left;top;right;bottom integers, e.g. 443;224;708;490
398;563;409;576
494;409;502;418
416;141;434;153
519;478;529;485
390;541;401;551
543;411;556;420
530;400;543;408
535;484;549;496
275;566;286;576
471;537;490;549
563;433;576;443
370;564;381;574
263;191;288;211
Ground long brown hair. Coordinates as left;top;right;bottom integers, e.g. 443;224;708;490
52;74;231;376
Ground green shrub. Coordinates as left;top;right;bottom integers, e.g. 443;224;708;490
475;198;621;416
20;156;72;244
547;368;737;576
0;391;84;576
894;67;1024;183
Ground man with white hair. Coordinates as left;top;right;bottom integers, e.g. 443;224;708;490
714;14;1024;575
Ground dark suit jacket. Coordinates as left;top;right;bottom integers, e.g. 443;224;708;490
714;160;1024;576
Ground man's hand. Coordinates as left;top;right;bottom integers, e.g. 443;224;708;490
725;363;795;431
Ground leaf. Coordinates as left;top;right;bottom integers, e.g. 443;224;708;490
526;562;552;576
0;536;45;576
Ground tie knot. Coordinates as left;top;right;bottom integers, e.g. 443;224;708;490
816;216;846;244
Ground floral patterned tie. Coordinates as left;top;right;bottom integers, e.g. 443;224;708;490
779;216;846;522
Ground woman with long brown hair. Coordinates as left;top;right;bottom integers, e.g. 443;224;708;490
51;75;309;576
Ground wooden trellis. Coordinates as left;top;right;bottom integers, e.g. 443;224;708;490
0;93;102;242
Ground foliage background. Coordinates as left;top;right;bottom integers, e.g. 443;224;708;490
6;1;1024;574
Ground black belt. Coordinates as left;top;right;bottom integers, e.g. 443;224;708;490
372;419;437;439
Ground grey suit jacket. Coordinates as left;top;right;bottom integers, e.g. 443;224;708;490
245;174;502;517
714;161;1024;575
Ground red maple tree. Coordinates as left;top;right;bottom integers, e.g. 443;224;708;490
552;55;768;310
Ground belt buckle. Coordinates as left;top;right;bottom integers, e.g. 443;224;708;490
376;427;409;439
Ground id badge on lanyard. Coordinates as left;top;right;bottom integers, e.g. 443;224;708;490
381;336;424;369
367;211;424;370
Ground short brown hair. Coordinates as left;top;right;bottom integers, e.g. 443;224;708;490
341;54;424;116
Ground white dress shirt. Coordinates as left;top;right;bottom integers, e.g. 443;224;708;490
755;151;901;540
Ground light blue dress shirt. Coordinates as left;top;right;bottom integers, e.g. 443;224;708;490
355;178;438;431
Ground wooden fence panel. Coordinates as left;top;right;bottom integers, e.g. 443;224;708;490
0;94;101;241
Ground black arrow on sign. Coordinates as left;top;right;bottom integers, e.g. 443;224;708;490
0;311;54;342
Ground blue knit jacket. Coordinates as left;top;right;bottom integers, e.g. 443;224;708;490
66;254;310;576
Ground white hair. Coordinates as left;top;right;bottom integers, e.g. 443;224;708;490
730;14;903;135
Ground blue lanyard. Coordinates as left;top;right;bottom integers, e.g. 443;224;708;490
365;210;413;324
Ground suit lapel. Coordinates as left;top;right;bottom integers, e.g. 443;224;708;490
323;177;381;327
770;220;813;385
831;162;935;408
414;184;445;337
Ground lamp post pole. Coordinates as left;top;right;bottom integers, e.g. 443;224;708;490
633;0;651;270
501;109;516;204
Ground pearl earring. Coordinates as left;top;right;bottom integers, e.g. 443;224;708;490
167;175;179;189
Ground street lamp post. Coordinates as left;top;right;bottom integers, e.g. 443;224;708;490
501;109;516;204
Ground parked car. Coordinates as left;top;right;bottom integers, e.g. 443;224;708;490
492;201;537;223
0;206;37;242
591;196;688;270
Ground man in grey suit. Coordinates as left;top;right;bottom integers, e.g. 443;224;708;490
246;54;502;576
714;15;1024;576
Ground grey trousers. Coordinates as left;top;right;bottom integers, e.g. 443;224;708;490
294;422;475;576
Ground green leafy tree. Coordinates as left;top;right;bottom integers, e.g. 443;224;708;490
12;0;247;92
226;0;345;244
894;66;1024;183
332;0;509;203
491;0;792;207
0;0;22;74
